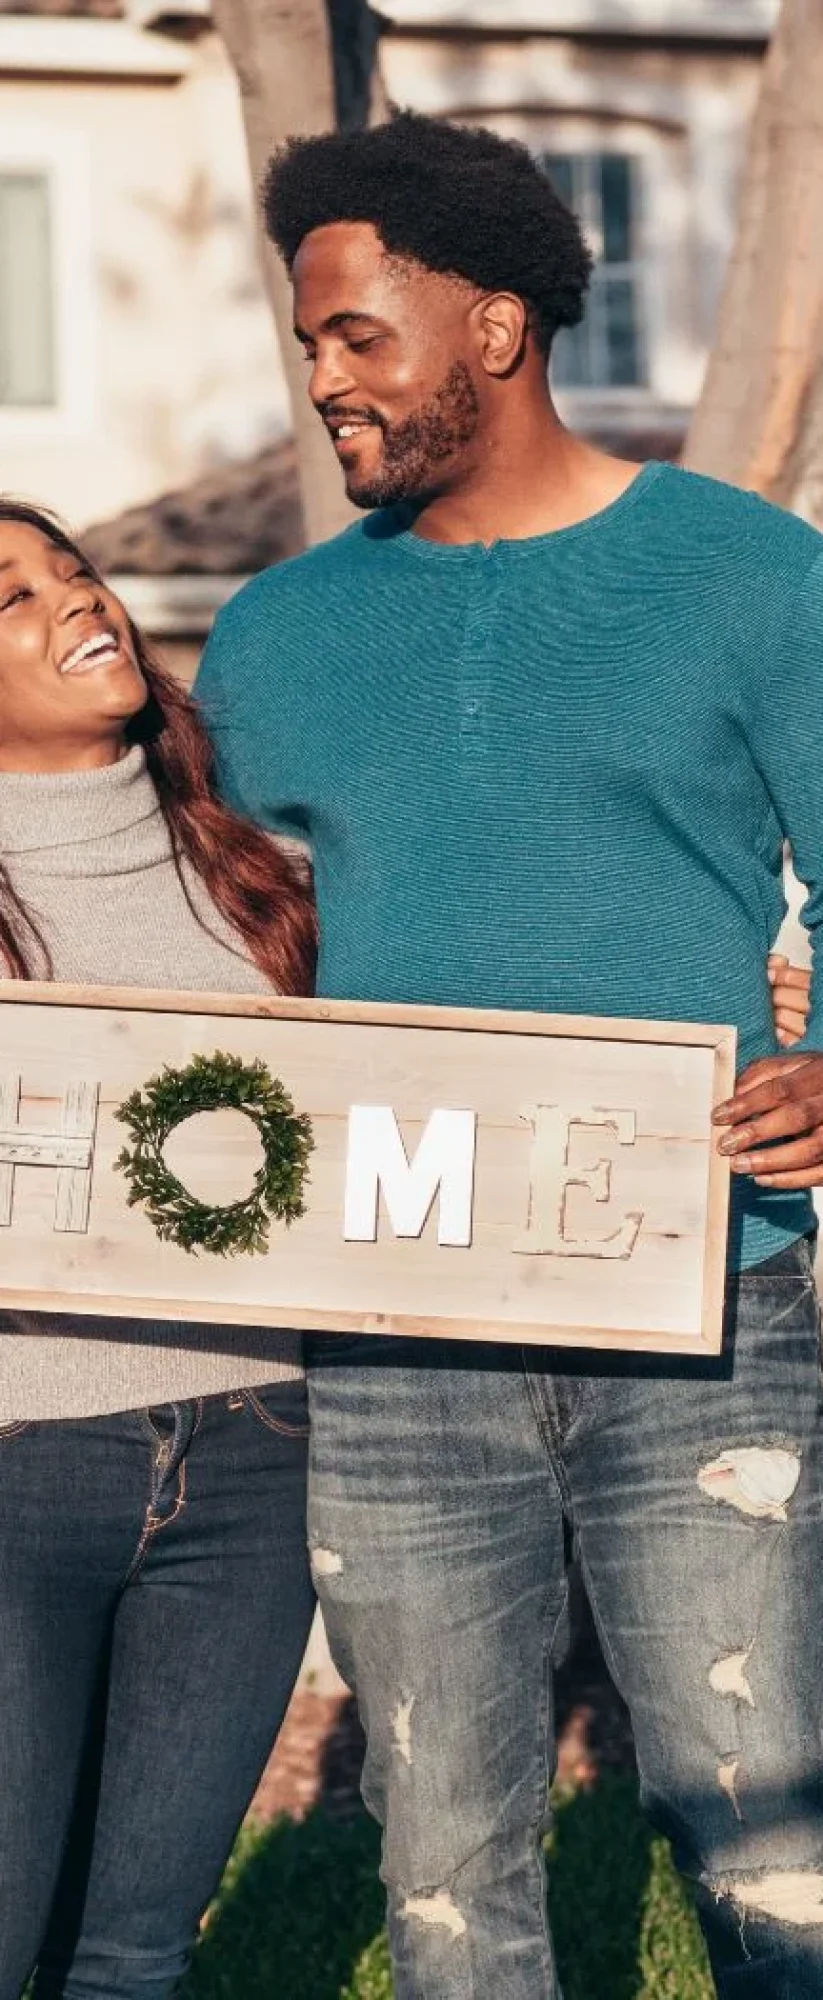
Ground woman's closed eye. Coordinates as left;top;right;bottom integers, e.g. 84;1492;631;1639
0;587;30;614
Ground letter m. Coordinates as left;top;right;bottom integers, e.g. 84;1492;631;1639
343;1106;476;1248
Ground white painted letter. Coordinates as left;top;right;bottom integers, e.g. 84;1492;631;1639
344;1107;477;1247
0;1074;99;1234
513;1104;643;1259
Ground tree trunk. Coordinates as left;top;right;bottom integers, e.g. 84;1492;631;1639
682;0;823;527
212;0;387;546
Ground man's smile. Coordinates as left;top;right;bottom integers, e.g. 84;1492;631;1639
322;408;383;454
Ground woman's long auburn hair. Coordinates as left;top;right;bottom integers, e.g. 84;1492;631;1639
0;502;317;995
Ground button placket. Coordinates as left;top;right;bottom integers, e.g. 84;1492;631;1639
457;549;497;757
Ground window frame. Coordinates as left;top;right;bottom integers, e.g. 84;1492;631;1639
540;149;649;394
0;122;95;442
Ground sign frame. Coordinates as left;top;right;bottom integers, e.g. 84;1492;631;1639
0;984;736;1357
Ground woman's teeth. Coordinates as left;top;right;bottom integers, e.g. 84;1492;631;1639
59;634;120;675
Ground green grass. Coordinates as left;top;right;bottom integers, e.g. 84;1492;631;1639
183;1774;716;2000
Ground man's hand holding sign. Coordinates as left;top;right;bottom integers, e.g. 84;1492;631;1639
715;954;823;1190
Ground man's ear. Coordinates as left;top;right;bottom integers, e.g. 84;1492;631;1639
471;292;530;376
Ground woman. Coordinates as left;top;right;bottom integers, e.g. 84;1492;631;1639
0;500;317;2000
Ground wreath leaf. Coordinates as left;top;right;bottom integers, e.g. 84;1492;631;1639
114;1051;313;1257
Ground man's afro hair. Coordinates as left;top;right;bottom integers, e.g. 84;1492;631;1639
263;111;592;357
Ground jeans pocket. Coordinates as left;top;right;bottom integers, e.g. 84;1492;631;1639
242;1386;310;1440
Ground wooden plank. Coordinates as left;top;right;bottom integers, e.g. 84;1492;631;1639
1;980;735;1048
0;1074;20;1227
701;1034;740;1348
0;1130;91;1170
54;1080;99;1234
0;1284;720;1357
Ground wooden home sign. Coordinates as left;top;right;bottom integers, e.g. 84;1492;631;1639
0;986;736;1356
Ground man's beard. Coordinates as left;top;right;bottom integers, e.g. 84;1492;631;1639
344;361;481;509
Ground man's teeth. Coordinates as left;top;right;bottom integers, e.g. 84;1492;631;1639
337;423;368;439
60;634;119;675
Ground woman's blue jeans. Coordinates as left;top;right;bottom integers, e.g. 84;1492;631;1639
0;1381;314;2000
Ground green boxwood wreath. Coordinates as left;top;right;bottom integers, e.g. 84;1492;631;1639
114;1051;313;1257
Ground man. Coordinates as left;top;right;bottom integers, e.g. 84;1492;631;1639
197;112;823;1998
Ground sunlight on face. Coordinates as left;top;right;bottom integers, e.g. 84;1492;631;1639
0;521;147;773
293;223;484;507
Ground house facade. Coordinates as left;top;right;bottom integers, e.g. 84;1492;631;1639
0;0;777;658
0;0;294;653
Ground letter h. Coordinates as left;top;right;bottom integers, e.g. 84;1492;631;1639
0;1074;100;1234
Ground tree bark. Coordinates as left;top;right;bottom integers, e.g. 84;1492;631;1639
682;0;823;527
212;0;387;546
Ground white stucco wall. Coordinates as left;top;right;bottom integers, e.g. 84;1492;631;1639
0;28;289;530
379;1;777;34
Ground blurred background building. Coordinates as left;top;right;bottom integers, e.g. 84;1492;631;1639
0;0;778;673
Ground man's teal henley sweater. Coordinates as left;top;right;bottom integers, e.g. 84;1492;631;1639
196;461;823;1273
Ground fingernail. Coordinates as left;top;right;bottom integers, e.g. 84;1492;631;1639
719;1136;737;1154
731;1156;752;1173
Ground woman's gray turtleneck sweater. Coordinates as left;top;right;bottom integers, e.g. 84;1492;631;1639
0;745;303;1419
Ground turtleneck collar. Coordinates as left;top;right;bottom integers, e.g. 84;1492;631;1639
0;744;173;877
